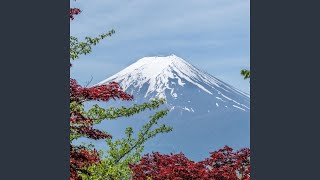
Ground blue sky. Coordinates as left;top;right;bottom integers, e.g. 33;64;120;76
70;0;250;93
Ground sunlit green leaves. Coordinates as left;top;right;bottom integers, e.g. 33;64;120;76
70;30;115;60
85;98;166;124
80;99;172;180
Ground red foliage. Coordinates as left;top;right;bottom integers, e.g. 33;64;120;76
70;2;134;179
201;146;250;180
130;146;250;180
70;78;133;103
69;78;133;180
130;152;207;180
70;145;100;180
70;8;81;20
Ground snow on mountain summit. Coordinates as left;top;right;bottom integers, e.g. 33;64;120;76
97;55;249;112
92;55;250;159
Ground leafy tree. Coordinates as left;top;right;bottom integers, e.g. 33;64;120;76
130;146;250;180
80;101;172;180
70;5;124;179
70;2;172;180
70;77;134;180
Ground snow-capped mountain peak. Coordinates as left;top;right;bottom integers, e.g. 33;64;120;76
97;55;249;112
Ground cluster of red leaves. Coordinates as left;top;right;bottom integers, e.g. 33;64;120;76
70;145;100;180
70;79;133;180
70;8;81;20
130;146;250;180
201;146;250;180
130;152;206;179
70;78;133;103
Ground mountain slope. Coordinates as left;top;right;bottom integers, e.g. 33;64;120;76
93;55;250;160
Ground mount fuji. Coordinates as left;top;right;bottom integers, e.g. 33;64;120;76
93;55;250;160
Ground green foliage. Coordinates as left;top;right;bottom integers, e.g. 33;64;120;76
240;69;250;79
69;11;172;178
80;99;172;180
86;98;167;124
69;29;116;143
70;29;115;60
